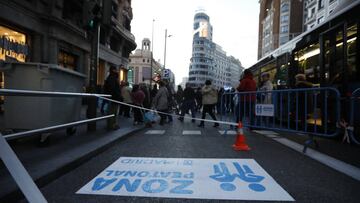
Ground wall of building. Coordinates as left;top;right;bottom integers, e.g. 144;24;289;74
128;38;163;86
0;0;136;90
258;0;303;59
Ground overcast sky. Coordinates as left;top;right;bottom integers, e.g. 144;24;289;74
131;0;259;85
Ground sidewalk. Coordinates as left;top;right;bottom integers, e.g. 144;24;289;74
251;129;360;168
0;116;145;202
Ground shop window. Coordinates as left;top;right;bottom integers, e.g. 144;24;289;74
97;61;105;85
58;50;78;70
0;25;28;62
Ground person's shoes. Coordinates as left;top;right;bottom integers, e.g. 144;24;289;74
191;119;196;123
213;123;219;128
197;124;204;128
178;117;184;122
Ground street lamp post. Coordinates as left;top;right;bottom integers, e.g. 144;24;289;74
163;29;172;70
150;19;155;87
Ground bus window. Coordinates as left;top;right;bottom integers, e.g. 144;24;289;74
294;43;321;86
347;24;358;82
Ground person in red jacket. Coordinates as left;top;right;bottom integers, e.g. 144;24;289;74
236;69;257;126
131;84;145;125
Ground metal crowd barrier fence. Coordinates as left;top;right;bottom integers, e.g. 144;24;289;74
348;88;360;145
220;87;341;151
0;89;113;203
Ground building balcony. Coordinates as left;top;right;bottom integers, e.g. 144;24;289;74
111;16;136;50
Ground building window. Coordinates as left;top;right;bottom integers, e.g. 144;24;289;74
280;25;289;33
279;35;289;45
280;15;289;23
143;59;145;62
317;16;324;24
281;3;289;13
318;0;324;10
58;50;78;70
311;7;316;16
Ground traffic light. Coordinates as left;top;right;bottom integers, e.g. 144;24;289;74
102;0;118;26
83;0;101;30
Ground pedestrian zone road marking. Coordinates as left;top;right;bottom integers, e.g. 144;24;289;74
182;130;201;135
145;130;165;135
219;130;237;135
77;157;294;201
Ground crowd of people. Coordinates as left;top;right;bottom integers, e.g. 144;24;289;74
102;67;313;131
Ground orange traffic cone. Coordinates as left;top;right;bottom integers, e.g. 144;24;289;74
232;122;251;151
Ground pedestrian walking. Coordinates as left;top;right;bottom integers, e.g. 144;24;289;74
164;80;175;123
217;87;225;115
103;67;121;130
121;81;132;118
195;87;202;112
131;84;145;125
175;85;184;115
153;80;169;125
258;72;273;104
140;83;151;110
236;69;257;126
198;80;219;128
178;83;196;122
150;84;158;102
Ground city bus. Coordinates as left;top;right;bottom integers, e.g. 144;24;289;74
248;2;359;141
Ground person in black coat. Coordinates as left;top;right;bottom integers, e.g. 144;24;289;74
103;67;121;130
178;83;197;122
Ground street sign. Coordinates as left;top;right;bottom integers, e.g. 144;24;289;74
255;104;274;117
77;157;294;201
163;69;170;79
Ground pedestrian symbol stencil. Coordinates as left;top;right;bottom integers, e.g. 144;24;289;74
77;157;294;201
210;162;265;192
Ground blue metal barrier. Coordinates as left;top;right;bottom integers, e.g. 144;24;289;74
220;87;341;151
349;88;360;145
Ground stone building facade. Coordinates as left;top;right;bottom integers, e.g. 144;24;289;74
188;12;243;89
128;38;163;85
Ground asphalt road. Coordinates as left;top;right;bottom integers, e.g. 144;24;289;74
29;119;360;203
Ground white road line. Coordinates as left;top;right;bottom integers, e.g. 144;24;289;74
253;130;279;135
182;130;201;135
145;130;165;135
264;134;360;182
219;130;237;135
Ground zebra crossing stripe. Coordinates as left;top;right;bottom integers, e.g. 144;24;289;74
182;130;201;135
145;130;165;135
219;130;237;135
